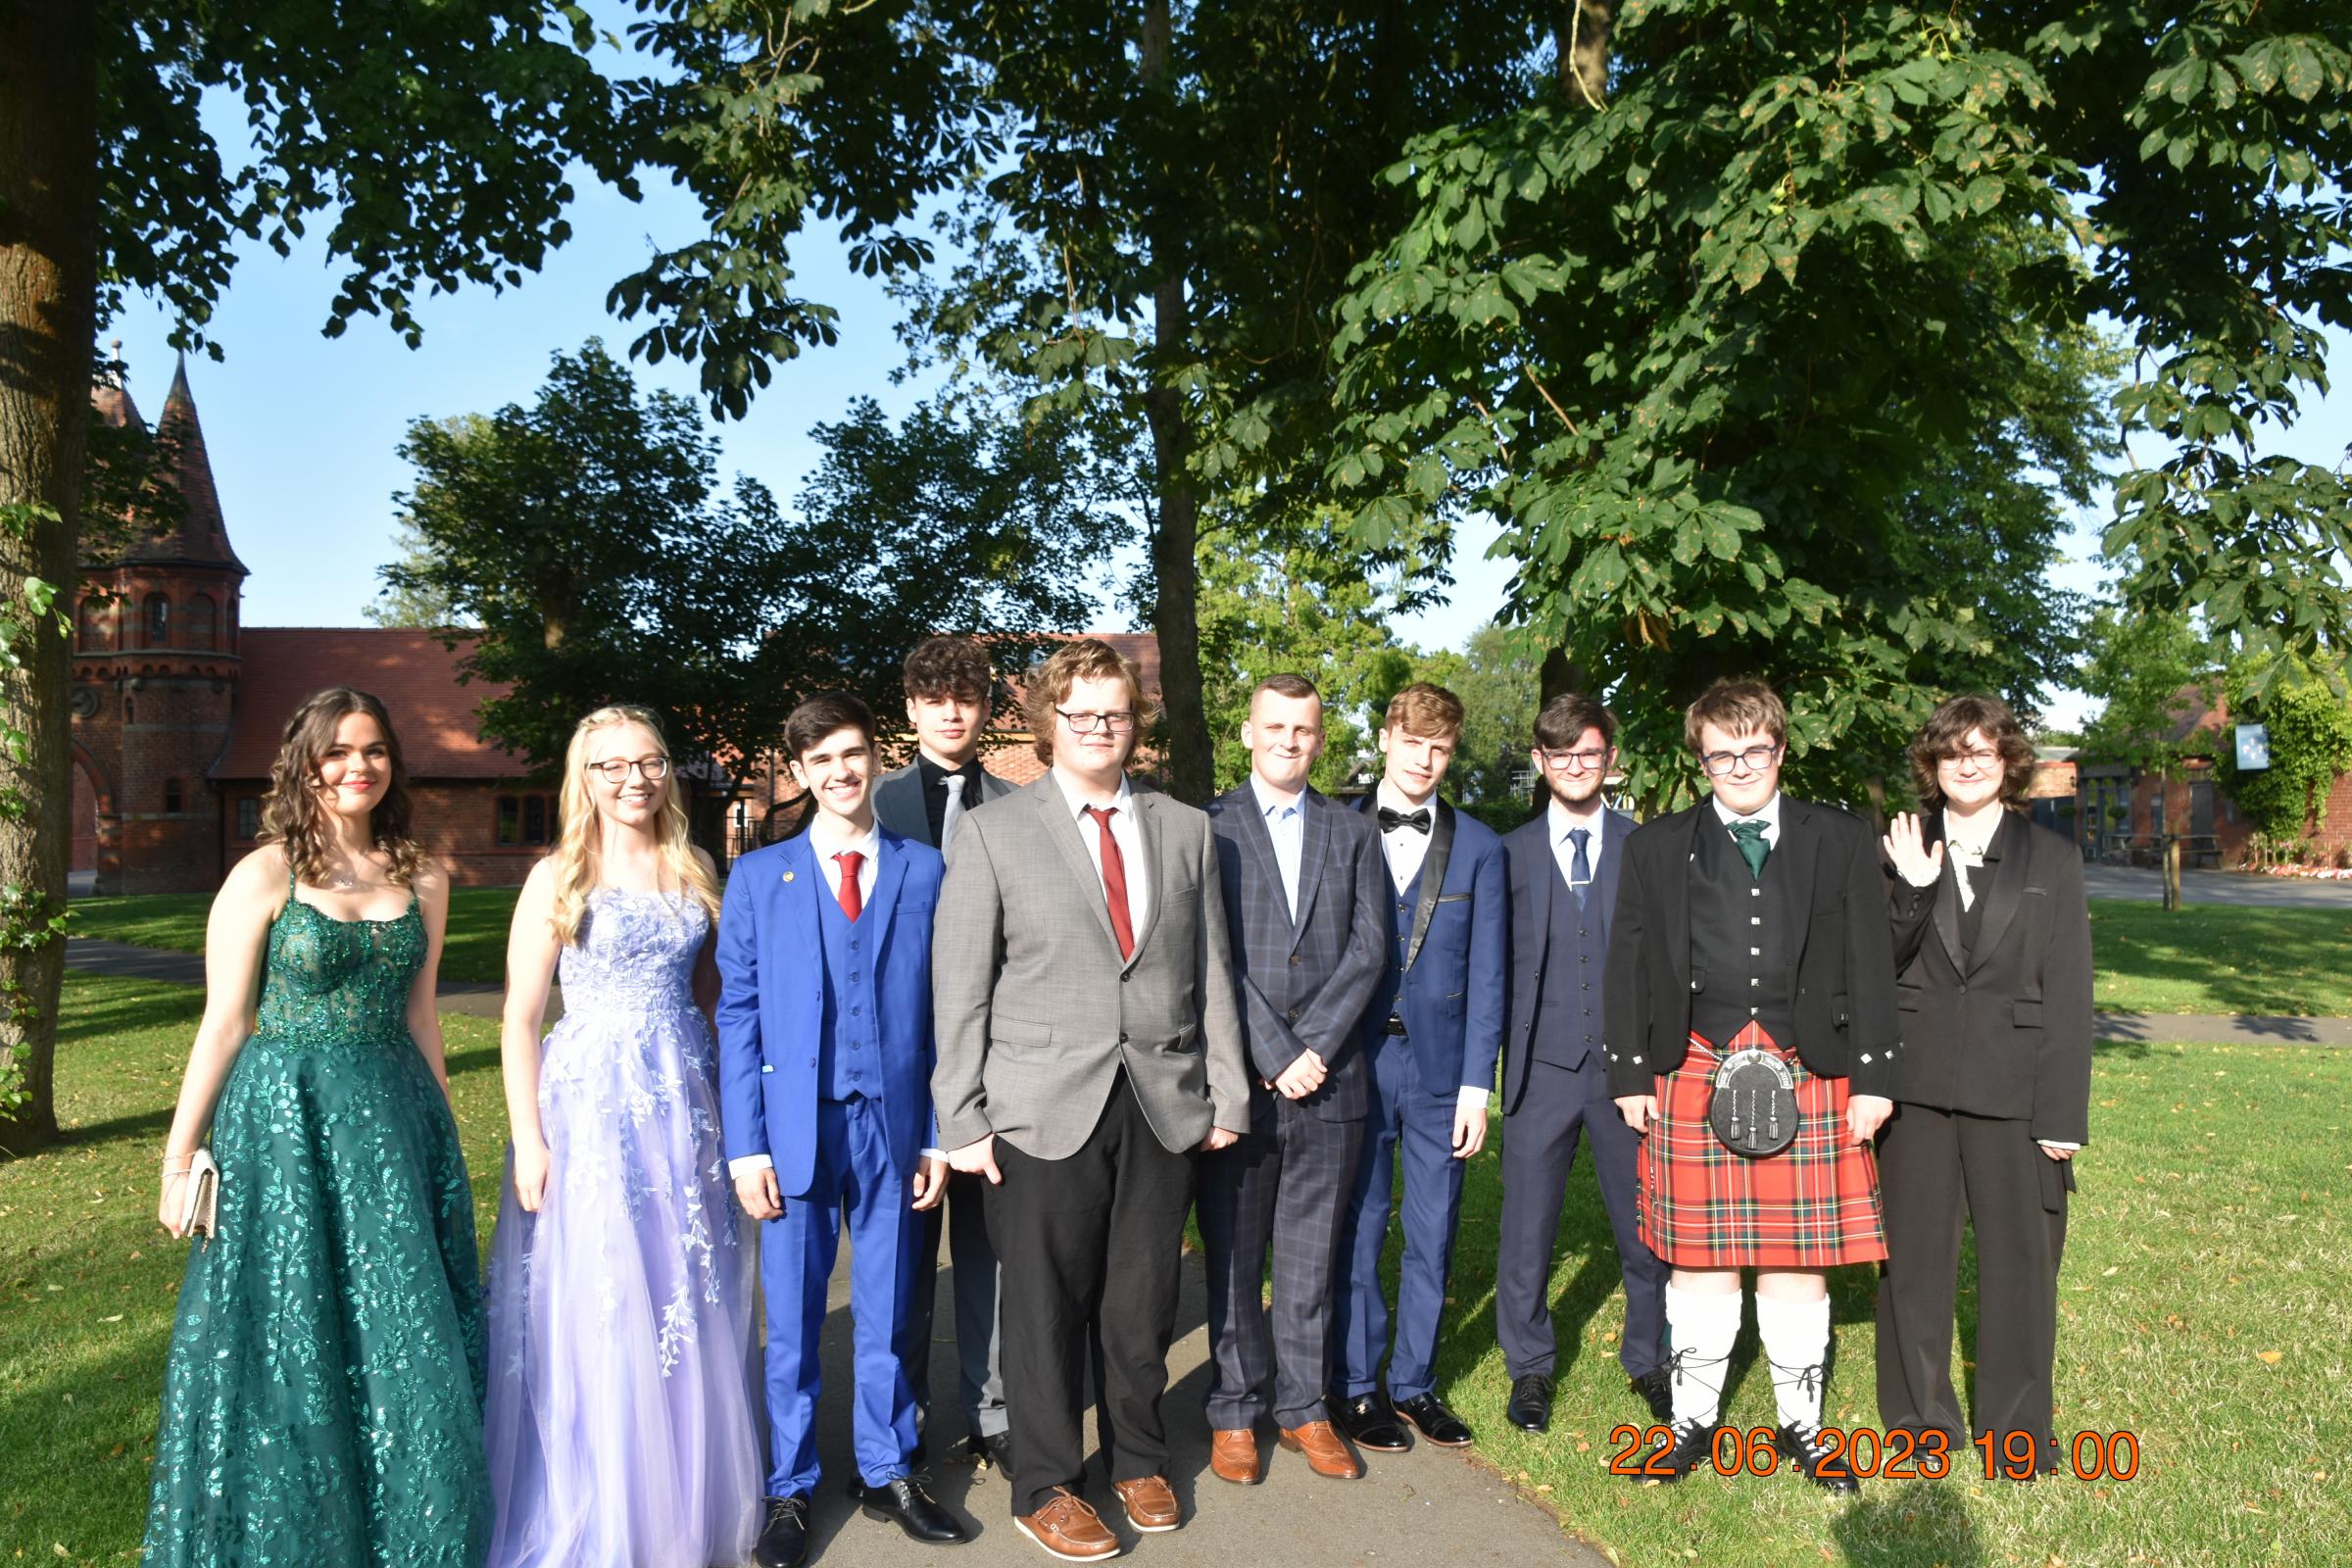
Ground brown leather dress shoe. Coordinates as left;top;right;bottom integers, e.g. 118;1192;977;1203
1013;1488;1121;1562
1208;1427;1261;1485
1111;1475;1182;1533
1276;1420;1364;1480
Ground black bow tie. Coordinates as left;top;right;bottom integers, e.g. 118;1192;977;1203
1378;806;1432;835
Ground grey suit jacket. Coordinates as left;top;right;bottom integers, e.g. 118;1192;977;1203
874;758;1018;848
1205;783;1386;1121
931;772;1251;1160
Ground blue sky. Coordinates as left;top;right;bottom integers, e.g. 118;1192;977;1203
101;67;2348;733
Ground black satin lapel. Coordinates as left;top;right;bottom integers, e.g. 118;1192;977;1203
1665;808;1695;993
1289;791;1329;943
1924;811;1965;969
1403;799;1456;973
1966;811;2030;975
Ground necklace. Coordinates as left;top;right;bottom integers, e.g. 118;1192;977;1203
322;860;380;892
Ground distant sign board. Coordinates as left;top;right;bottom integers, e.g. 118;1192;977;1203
2235;723;2271;771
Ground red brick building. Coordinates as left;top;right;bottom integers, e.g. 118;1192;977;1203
72;364;546;891
72;363;1167;891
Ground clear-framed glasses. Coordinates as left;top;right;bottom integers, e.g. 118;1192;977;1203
1057;709;1136;735
1539;747;1612;773
587;756;671;783
1698;743;1782;778
1940;748;2000;773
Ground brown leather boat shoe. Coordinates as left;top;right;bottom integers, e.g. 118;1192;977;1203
1111;1475;1181;1532
1012;1488;1120;1561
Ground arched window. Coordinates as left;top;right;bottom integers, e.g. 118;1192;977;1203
76;597;110;651
144;593;171;648
184;593;217;650
164;778;183;813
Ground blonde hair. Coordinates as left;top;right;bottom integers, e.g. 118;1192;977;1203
1382;681;1465;741
548;705;721;945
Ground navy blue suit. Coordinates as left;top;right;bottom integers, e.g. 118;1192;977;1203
1332;796;1506;1402
1494;808;1669;1382
716;827;943;1497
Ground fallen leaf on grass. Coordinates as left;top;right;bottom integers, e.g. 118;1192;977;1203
2256;1350;2283;1364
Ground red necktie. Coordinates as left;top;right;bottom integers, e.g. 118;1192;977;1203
1082;806;1135;959
833;851;864;921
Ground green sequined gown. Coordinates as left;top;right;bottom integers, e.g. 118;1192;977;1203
143;889;490;1568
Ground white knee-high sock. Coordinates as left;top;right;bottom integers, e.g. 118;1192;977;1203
1755;1293;1832;1428
1663;1284;1741;1427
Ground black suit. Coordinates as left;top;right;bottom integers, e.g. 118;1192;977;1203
1604;797;1902;1100
1495;807;1670;1381
1200;784;1386;1429
1876;809;2091;1467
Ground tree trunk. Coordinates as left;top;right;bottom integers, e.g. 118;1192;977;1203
1557;0;1615;108
0;2;99;1153
1139;0;1210;803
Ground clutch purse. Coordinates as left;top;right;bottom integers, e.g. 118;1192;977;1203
178;1150;220;1245
1708;1046;1799;1158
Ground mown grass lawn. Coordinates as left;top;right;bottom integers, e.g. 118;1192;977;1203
9;973;2350;1566
69;887;522;984
70;889;2352;1015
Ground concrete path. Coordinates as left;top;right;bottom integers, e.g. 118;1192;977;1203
2083;864;2352;907
837;1248;1608;1568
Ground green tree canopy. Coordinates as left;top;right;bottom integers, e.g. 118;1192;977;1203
1326;2;2351;812
384;342;1127;782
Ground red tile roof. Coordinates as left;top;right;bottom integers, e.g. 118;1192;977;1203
214;628;521;781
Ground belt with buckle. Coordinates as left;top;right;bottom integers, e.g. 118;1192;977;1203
1383;1014;1408;1037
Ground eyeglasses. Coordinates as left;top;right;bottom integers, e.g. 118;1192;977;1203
586;756;671;783
1939;749;2000;772
1698;743;1782;777
1057;710;1136;735
1539;747;1611;773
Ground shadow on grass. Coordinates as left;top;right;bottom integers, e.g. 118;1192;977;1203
1830;1480;1985;1566
2089;902;2352;1016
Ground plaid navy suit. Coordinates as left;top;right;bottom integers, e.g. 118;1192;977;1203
1199;782;1387;1430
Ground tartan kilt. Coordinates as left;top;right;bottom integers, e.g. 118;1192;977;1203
1636;1021;1886;1268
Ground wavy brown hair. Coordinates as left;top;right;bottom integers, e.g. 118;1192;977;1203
1908;694;2037;811
258;687;426;888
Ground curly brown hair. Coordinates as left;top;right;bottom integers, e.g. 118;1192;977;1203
258;687;426;888
1024;638;1152;764
1908;694;2036;811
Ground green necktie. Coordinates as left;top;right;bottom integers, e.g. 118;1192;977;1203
1729;818;1770;879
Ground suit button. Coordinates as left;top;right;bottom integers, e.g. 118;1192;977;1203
1288;1007;1300;1022
1120;972;1130;983
1290;955;1301;966
1119;1032;1130;1043
1582;1008;1592;1017
1690;980;1700;992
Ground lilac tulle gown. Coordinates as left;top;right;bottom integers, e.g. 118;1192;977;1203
484;888;760;1568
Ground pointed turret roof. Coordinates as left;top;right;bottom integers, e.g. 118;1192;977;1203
117;355;247;574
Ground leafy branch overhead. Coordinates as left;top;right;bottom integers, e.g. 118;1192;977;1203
1329;2;2349;808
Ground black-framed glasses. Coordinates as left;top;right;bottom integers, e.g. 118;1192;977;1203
1939;748;2000;772
1057;709;1136;735
1539;747;1612;773
1698;743;1782;778
586;756;671;783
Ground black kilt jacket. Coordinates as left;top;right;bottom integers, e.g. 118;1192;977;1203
1603;797;1903;1101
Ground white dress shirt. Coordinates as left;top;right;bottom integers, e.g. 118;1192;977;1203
1942;806;2000;911
1547;797;1606;895
1373;782;1486;1114
1375;780;1437;893
1053;766;1151;941
1250;773;1305;918
732;817;940;1178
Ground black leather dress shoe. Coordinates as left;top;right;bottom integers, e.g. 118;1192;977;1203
853;1473;971;1544
955;1429;1012;1470
1777;1422;1860;1495
1505;1373;1554;1434
1630;1363;1675;1424
754;1494;811;1568
1393;1393;1473;1447
1633;1419;1715;1484
1331;1391;1411;1452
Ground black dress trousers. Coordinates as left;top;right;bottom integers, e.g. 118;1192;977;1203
983;1071;1195;1518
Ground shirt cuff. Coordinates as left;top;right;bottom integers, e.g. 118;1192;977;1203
919;1148;947;1162
727;1153;774;1178
1901;864;1940;889
2036;1140;2081;1152
1456;1086;1491;1112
